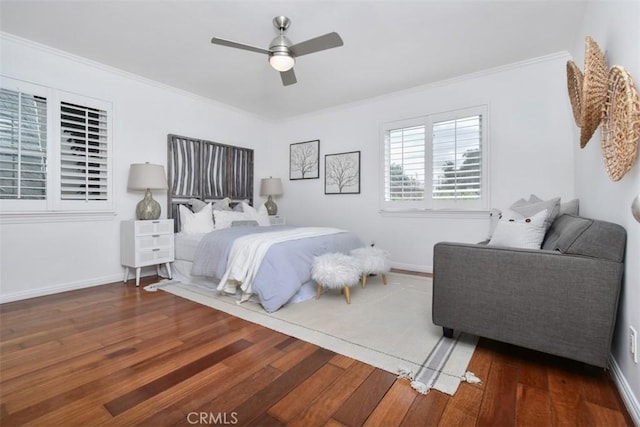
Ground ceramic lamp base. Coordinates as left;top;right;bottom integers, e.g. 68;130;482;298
632;195;640;223
265;195;278;216
136;189;161;220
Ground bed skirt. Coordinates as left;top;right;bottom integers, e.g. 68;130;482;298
170;259;318;308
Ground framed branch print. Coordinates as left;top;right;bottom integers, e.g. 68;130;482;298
290;139;320;180
325;151;360;194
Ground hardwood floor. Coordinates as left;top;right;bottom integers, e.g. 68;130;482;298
0;275;633;426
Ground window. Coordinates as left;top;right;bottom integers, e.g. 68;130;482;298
0;87;48;203
59;100;109;204
0;77;113;214
380;105;488;212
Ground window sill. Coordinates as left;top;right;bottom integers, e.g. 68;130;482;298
379;208;489;219
0;211;117;224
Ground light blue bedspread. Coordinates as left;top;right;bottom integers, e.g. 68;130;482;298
190;225;364;312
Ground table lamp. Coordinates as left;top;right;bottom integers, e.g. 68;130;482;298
260;177;283;215
127;163;168;220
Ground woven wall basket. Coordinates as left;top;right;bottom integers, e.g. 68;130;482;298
566;60;584;127
580;36;608;148
601;65;640;181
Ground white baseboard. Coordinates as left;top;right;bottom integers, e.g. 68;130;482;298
390;261;432;274
609;355;640;426
0;272;154;304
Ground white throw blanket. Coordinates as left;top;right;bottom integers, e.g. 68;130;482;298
217;227;345;299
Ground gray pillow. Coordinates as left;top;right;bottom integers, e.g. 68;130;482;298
523;194;579;216
233;200;249;212
212;197;233;211
187;198;208;212
510;196;560;230
560;198;580;216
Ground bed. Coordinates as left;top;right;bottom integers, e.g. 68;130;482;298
167;134;363;312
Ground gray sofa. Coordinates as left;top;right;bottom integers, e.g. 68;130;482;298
432;214;626;368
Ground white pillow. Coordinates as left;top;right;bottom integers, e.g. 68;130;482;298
488;209;548;249
488;208;502;239
179;203;214;234
241;202;271;227
510;195;560;231
213;210;250;230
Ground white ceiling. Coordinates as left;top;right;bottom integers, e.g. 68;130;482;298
0;0;586;120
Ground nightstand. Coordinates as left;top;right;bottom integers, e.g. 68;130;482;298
120;219;174;286
269;215;285;225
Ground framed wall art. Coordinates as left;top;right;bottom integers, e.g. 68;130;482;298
325;151;360;194
289;139;320;180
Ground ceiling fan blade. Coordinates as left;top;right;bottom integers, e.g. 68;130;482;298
280;68;297;86
289;32;343;57
210;37;270;55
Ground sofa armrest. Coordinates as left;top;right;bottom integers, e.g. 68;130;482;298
432;242;623;367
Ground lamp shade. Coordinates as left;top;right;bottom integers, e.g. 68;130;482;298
127;163;168;190
260;177;283;196
269;54;295;72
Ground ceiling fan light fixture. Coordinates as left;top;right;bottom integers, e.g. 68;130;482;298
269;52;295;72
211;16;342;86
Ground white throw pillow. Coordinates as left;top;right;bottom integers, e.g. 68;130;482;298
488;208;502;239
510;195;560;231
488;209;548;249
241;202;271;226
179;203;214;234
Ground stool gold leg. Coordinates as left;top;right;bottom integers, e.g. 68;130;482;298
316;284;322;299
362;274;367;288
382;273;387;285
344;286;351;304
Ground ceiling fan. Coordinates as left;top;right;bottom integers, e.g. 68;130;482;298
210;16;343;86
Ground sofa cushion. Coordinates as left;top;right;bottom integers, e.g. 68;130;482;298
542;214;626;262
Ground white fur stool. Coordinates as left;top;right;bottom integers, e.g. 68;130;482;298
311;252;361;304
350;247;390;288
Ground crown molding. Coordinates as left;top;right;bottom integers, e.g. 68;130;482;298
0;32;269;123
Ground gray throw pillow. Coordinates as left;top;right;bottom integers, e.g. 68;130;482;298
510;196;561;231
212;197;233;211
187;198;208;212
233;200;248;212
559;198;580;216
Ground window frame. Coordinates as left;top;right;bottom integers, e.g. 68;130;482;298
379;105;489;214
0;76;114;216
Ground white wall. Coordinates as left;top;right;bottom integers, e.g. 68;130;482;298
267;54;576;271
0;34;271;302
572;0;640;419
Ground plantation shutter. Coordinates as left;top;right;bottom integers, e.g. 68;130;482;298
384;125;425;202
59;101;109;202
0;88;48;200
431;114;482;202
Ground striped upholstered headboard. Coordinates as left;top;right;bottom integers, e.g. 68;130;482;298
167;134;254;232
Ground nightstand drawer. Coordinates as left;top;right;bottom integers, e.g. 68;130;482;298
137;234;173;250
269;215;285;225
135;220;173;235
136;247;173;266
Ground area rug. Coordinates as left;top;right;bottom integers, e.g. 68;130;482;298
148;272;478;395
